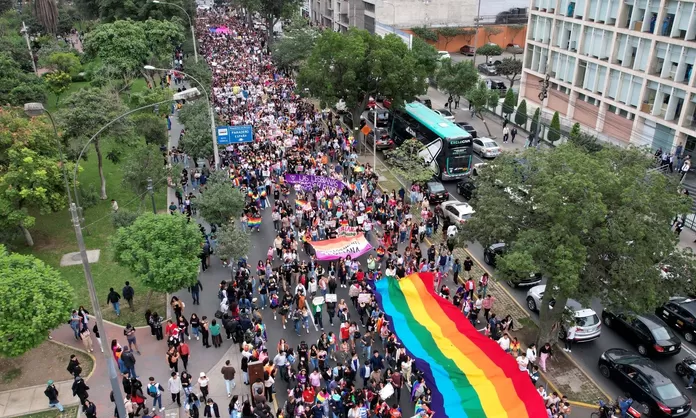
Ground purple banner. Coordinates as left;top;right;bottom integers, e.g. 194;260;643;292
284;174;345;191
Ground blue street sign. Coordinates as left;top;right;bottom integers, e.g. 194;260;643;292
216;125;254;145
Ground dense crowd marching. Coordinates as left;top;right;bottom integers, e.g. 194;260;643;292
55;7;568;418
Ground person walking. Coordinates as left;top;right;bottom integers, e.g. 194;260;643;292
71;374;90;404
539;342;553;372
147;377;165;412
210;319;222;348
121;346;137;378
124;324;141;354
201;316;211;348
189;280;203;305
107;287;121;317
83;400;97;418
198;372;210;402
179;341;190;371
80;326;94;352
502;126;509;144
166;346;180;373
44;380;64;412
168;372;183;407
123;281;135;310
511;127;518;143
221;360;236;398
91;323;103;353
203;399;220;418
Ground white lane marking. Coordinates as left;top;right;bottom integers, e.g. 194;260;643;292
683;344;696;358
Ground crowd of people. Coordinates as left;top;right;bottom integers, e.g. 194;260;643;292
52;6;566;418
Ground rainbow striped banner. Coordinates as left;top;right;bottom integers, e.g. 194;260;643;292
295;200;307;210
247;217;262;227
374;273;546;418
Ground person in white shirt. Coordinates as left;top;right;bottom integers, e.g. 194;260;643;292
497;333;511;352
168;372;183;406
564;326;577;353
516;352;529;372
526;343;538;364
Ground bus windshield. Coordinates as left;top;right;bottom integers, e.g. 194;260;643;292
445;137;473;176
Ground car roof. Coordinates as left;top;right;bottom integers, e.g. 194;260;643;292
442;201;475;214
606;350;678;385
479;138;497;144
638;313;671;330
670;297;696;316
489;242;506;250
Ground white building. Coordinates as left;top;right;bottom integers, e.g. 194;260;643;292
519;0;696;153
308;0;528;33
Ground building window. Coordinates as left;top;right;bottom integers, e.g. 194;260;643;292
364;15;375;34
363;2;374;12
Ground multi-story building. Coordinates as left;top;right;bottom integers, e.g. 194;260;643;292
519;0;696;153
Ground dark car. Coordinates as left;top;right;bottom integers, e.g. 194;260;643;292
483;243;542;287
459;45;476;56
598;348;692;417
477;63;497;76
367;109;391;128
342;113;365;129
455;122;478;138
366;128;395;151
602;310;682;357
456;178;476;200
414;96;432;109
656;297;696;343
426;181;449;205
486;80;508;97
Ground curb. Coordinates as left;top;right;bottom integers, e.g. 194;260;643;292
2;403;80;418
461;247;613;406
47;340;98;383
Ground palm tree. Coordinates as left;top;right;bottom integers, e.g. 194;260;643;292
32;0;59;34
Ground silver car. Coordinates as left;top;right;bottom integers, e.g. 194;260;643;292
526;285;602;342
473;138;501;158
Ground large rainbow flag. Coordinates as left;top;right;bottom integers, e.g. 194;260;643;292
374;273;547;418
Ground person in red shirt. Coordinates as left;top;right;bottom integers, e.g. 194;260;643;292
355;269;365;283
465;278;475;300
340;321;350;343
165;320;177;338
301;385;315;404
178;342;190;370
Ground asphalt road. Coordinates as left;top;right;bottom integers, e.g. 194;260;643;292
361;98;696;410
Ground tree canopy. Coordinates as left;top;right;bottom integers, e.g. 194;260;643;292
0;108;70;246
177;100;215;161
215;223;251;263
436;27;462;49
271;21;319;71
459;144;696;344
298;29;432;131
0;245;73;357
0;53;46;106
121;144;169;200
435;59;479;99
196;171;246;226
112;213;204;293
384;138;434;183
476;43;502;61
411;26;438;42
497;57;522;88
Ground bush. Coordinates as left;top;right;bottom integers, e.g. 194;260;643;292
515;99;528;127
78;184;100;210
548;111;561;143
111;209;140;229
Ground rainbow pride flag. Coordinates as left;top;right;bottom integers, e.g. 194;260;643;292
295;199;307;210
247;217;262;227
374;273;546;418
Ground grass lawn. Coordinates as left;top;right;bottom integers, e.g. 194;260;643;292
45;81;90;112
14;406;79;418
18;140;168;326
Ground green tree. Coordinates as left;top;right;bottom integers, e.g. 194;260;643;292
84;19;184;88
37;40;73;66
461;144;696;345
271;23;319;71
529;107;541;137
298;29;432;139
508;24;526;45
569;122;581;141
59;87;133;200
134;113;167;146
460;28;477;45
497;57;522;88
502;88;516;117
178;100;214;160
384;138;434;183
515;99;528;127
411;26;438;42
121;144;169;201
215;223;251;264
0;53;47;106
33;0;59;34
435;59;479;99
112;213;203;299
466;80;500;136
0;245;72;356
44;52;82;74
196;171;246;226
568;124;603;153
476;43;502;63
0;108;70;246
410;37;440;76
0;0;14;14
97;0;196;23
182;58;213;95
548;111;561;143
484;26;502;43
246;0;304;45
44;71;72;105
436;27;462;50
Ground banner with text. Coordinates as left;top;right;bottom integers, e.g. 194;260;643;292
284;173;345;192
311;234;372;261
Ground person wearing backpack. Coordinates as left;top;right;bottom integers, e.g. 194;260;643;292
147;377;165;411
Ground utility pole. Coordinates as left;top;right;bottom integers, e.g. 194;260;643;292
148;177;157;214
21;21;38;76
70;203;127;418
471;0;482;62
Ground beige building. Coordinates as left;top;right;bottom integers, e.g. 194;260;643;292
519;0;696;153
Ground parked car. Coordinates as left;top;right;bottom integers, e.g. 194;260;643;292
477;63;498;76
486;79;508;97
598;348;692;417
482;242;543;287
367;96;377;110
437;51;451;60
656;297;696;343
440;200;475;225
414;96;432;108
383;98;393;109
366;108;391;127
505;43;524;54
365;128;395;150
342;113;365;129
473;138;501;158
459;45;476;56
425;181;449;205
455;122;478;138
434;108;455;122
525;285;601;342
456;177;476;200
602;310;682;357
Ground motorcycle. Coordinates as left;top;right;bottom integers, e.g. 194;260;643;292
675;356;696;385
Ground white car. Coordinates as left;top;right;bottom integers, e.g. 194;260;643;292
437;51;451;60
526;285;602;342
440;200;475;225
473;137;501;158
434;109;455;122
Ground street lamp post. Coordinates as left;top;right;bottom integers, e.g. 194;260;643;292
151;0;199;63
23;103;128;418
471;0;482;62
144;65;220;169
383;2;396;33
